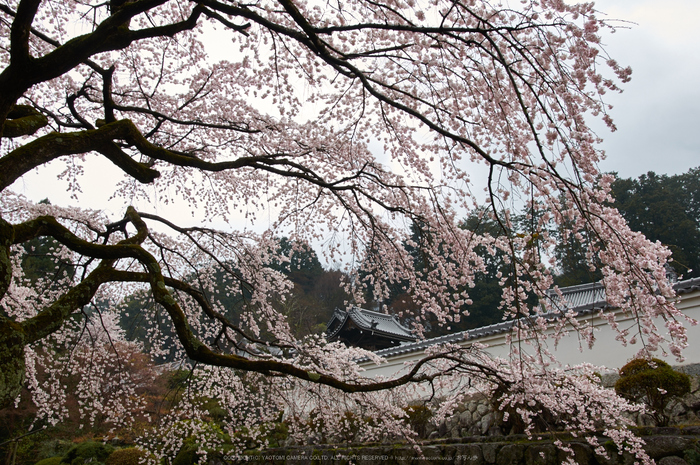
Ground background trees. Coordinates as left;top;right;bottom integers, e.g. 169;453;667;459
611;169;700;279
374;212;513;335
549;167;700;286
0;0;686;461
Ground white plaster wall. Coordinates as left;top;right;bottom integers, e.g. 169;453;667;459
359;290;700;380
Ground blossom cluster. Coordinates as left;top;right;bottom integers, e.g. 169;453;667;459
0;0;687;462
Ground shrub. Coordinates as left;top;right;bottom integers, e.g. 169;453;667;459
104;448;149;465
34;458;63;465
685;449;700;465
261;422;289;448
167;370;191;390
615;358;691;426
172;443;203;465
60;441;115;465
35;439;74;461
402;405;433;438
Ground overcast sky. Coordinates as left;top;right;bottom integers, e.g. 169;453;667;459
12;0;699;216
587;0;700;178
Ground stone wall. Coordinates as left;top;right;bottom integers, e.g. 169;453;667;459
211;367;700;464
429;367;700;440
223;427;700;465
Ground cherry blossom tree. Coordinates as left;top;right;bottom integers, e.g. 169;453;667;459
0;0;688;461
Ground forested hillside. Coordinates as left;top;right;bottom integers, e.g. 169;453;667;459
115;167;700;346
611;168;700;279
330;167;700;337
118;237;352;356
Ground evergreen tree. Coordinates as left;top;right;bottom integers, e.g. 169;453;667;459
456;209;510;329
269;237;325;295
550;168;700;284
552;226;603;287
612;169;700;278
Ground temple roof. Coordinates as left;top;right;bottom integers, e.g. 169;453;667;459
326;306;416;350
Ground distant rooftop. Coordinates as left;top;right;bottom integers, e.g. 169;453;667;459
327;306;416;351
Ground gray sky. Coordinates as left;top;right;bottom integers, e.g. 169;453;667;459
589;0;700;178
13;0;699;215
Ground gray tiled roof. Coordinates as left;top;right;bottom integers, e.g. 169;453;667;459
544;281;607;312
369;331;468;359
674;277;700;295
327;306;416;341
363;277;700;360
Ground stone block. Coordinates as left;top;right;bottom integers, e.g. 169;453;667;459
524;444;557;465
453;444;483;465
460;410;473;426
438;420;448;437
658;457;690;465
482;443;498;464
496;444;524;465
477;404;490;416
644;436;696;460
557;442;593;465
420;445;444;463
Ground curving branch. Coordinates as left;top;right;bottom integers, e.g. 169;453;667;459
7;207;487;396
1;104;49;138
0;4;672;459
8;0;40;68
0;1;204;121
0;122;159;190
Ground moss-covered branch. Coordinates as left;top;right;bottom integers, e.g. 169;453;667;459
1;104;48;138
3;207;463;405
0;123;160;191
0;206;153;407
0;318;26;409
126;243;441;393
10;207;145;339
10;209;440;393
21;262;118;343
0;0;202;120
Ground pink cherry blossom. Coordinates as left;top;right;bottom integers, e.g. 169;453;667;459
0;0;679;462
